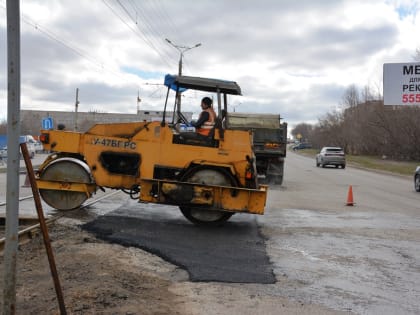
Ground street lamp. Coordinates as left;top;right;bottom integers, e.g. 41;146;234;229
233;102;242;112
165;38;201;111
165;38;201;76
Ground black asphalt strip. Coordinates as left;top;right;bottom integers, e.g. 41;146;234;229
82;208;276;284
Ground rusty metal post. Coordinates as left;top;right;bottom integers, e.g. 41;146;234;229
20;143;67;315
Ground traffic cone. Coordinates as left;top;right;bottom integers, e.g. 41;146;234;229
346;185;354;206
22;173;31;188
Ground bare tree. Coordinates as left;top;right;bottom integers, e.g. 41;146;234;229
0;120;7;134
293;70;420;161
414;48;420;61
312;109;346;150
341;84;360;108
291;123;313;143
361;84;377;103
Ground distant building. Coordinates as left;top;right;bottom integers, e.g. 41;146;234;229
20;109;193;134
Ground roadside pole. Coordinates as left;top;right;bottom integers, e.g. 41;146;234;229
3;1;21;314
74;88;79;131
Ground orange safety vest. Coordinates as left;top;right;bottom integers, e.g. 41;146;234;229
196;107;216;136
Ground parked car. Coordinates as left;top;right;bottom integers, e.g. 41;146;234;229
0;144;35;159
292;142;312;150
34;141;44;153
414;166;420;192
316;146;346;168
0;145;7;160
0;146;7;165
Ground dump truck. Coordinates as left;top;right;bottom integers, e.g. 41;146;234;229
36;74;268;225
227;113;287;185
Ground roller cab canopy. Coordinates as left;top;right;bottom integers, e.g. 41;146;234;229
163;74;243;125
164;74;242;95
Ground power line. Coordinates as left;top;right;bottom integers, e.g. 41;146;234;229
127;0;177;62
1;1;187;96
105;0;173;67
152;0;182;37
106;0;200;75
0;2;140;86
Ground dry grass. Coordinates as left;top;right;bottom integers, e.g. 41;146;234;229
346;155;418;176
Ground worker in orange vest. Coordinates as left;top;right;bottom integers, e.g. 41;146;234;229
192;97;216;136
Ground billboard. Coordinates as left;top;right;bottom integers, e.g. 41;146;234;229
383;62;420;105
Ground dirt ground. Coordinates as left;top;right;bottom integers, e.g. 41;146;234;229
0;217;346;315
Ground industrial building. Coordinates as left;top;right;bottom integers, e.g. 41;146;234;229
20;109;193;134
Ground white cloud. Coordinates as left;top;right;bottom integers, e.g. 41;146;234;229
1;0;420;130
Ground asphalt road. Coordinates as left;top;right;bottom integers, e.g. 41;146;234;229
259;151;420;314
89;151;419;314
83;206;276;284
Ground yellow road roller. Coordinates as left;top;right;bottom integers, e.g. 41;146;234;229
36;74;268;225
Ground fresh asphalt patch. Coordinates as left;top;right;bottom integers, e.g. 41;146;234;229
82;204;275;284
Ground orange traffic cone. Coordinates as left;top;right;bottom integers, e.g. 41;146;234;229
22;173;31;188
346;185;354;206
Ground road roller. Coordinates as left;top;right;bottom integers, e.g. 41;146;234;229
36;74;268;225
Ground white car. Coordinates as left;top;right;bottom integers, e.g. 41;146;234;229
414;166;420;192
34;141;44;153
0;144;35;159
25;142;36;158
0;146;7;164
0;146;6;159
316;146;346;169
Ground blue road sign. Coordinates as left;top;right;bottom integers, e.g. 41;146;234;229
42;117;54;130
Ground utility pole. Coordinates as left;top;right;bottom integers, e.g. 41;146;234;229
4;1;21;313
74;88;79;131
165;39;201;112
137;90;141;114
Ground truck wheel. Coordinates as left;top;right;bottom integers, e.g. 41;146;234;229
179;166;237;226
266;161;284;186
273;175;283;185
415;175;420;192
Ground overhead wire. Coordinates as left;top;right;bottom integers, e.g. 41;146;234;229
0;2;141;87
137;0;200;74
1;1;186;100
151;0;182;38
106;0;173;67
126;0;177;62
126;0;169;42
123;0;200;73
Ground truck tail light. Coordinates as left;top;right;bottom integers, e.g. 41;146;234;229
264;142;280;149
245;161;255;180
245;169;253;179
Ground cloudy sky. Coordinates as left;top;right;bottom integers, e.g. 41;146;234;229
1;0;419;130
